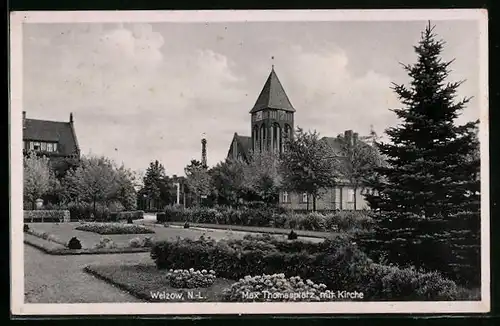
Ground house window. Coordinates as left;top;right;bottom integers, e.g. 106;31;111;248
29;142;34;150
282;191;289;203
41;142;47;151
33;142;40;150
47;143;53;152
53;143;58;152
347;189;355;202
301;193;308;203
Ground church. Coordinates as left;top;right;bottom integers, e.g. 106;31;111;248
226;67;370;211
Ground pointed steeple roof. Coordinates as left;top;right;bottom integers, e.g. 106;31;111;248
250;67;295;113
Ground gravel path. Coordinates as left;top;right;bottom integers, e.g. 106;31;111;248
24;244;150;303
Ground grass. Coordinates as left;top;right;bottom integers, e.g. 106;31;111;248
84;264;234;302
75;222;155;235
24;244;147;303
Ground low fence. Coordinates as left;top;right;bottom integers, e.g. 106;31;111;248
24;210;70;223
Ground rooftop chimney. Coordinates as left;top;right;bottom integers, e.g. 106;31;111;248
69;112;74;123
22;111;26;129
353;132;359;144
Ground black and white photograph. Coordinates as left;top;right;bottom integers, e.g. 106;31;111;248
10;9;489;315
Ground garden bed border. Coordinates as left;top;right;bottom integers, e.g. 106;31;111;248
24;234;151;255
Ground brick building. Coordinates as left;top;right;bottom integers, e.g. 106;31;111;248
227;67;371;211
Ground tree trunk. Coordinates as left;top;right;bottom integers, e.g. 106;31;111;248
306;194;309;212
93;198;96;220
313;194;317;212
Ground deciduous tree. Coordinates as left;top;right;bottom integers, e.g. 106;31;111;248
23;152;58;209
280;127;342;211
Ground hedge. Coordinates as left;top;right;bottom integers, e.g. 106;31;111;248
150;234;470;301
109;211;145;222
163;206;373;232
24;210;69;223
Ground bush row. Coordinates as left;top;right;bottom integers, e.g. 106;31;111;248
163;206;373;232
24;210;69;223
67;202;144;222
150;234;469;301
109;211;145;222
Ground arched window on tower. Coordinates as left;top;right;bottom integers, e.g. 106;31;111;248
273;123;281;153
260;124;266;151
253;126;259;152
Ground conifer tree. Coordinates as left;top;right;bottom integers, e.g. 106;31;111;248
361;22;480;286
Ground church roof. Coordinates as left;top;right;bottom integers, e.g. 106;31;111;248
227;133;252;160
250;68;295;113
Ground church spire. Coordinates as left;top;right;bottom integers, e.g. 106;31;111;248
250;64;295;113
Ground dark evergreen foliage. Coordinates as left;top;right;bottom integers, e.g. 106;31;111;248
288;229;298;240
68;237;82;250
359;23;480;286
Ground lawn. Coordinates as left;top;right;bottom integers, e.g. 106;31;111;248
26;222;324;250
84;264;233;302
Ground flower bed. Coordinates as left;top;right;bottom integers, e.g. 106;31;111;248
84;264;233;302
163;205;373;232
166;268;217;288
25;227;68;247
150;234;475;301
75;223;155;235
222;274;332;302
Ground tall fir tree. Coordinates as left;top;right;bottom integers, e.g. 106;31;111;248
361;22;480;286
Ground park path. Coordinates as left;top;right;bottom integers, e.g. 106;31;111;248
24;244;150;303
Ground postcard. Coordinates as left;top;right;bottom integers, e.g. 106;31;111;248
10;9;489;315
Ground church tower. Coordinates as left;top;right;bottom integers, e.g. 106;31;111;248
250;66;295;153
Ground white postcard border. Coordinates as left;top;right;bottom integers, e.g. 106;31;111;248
10;9;490;316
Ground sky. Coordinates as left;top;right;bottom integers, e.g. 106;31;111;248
22;20;481;177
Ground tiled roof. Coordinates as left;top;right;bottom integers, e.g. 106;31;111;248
235;134;252;157
320;136;345;154
250;68;295;113
23;118;80;157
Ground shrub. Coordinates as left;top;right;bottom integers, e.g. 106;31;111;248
94;237;117;249
299;212;327;231
23;210;68;223
109;212;119;222
363;264;462;301
117;210;145;221
128;236;154;248
129;237;143;248
150;234;465;301
166;268;217;288
75;222;155;234
143;236;154;247
24;224;29;232
288;230;298;240
222;274;329;302
127;217;133;224
68;237;82;249
184;221;190;229
156;212;167;223
67;202;112;221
